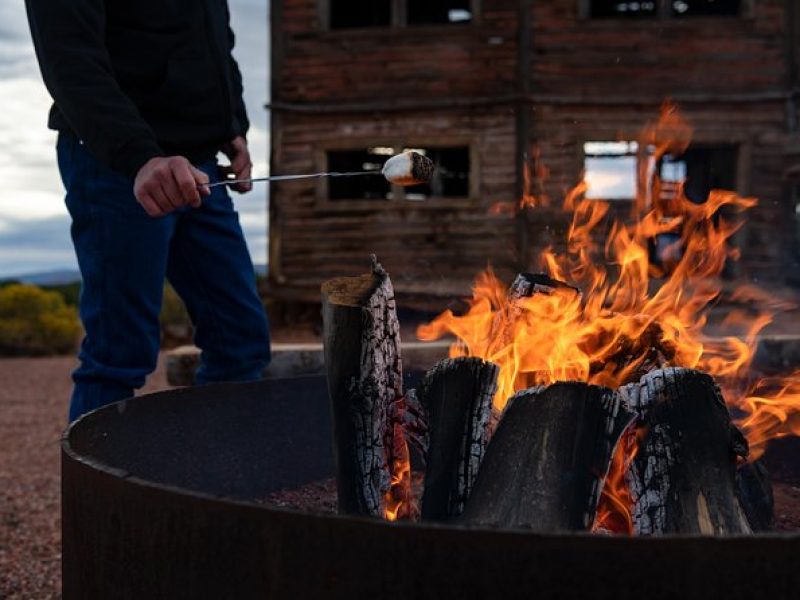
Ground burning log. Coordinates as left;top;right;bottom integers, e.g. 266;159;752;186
507;272;581;301
460;382;635;532
488;272;581;349
619;368;752;535
416;357;499;521
736;460;774;532
321;256;407;517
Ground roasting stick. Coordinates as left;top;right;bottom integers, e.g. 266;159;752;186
204;171;377;189
201;150;435;189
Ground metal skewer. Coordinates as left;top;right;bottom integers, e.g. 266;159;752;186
203;171;380;189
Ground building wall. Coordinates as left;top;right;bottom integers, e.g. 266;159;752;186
521;0;797;281
270;0;800;301
270;0;523;302
270;109;519;301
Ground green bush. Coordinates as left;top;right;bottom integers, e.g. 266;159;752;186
160;284;193;347
0;284;82;356
43;281;81;307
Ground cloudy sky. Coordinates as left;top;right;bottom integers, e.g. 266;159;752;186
0;0;270;278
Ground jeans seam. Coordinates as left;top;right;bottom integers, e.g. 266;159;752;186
172;219;227;371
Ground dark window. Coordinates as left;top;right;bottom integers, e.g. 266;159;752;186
330;1;391;29
407;0;473;25
654;145;738;274
327;149;390;200
671;0;741;17
403;147;471;199
590;1;658;18
659;146;737;203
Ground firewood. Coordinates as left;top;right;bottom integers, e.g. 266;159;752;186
589;317;676;386
489;272;581;352
321;256;407;517
507;272;581;301
619;367;752;535
416;357;499;521
736;460;774;532
460;382;635;532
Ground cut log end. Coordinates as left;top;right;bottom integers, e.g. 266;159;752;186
322;256;405;518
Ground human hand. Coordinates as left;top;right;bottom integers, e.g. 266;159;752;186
220;136;253;193
134;156;211;217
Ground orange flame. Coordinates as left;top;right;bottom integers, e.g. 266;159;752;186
520;146;551;209
593;426;641;535
418;104;800;529
383;405;414;521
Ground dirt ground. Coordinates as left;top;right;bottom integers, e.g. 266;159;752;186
0;355;171;599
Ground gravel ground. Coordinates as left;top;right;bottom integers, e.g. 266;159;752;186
0;355;171;599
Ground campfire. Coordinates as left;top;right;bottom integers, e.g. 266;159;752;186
321;105;800;535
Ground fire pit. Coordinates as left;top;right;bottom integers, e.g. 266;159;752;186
63;376;800;599
63;106;800;597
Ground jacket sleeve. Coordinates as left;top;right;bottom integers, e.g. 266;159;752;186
25;0;164;179
226;8;250;138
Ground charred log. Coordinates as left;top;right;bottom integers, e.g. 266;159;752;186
589;317;676;387
489;272;581;349
619;368;751;535
417;357;499;521
460;382;635;532
736;460;774;532
508;272;581;301
321;256;406;517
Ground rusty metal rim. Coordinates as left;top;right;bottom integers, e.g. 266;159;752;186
61;382;800;543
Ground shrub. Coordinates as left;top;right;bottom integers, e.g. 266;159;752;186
0;284;82;356
160;284;193;347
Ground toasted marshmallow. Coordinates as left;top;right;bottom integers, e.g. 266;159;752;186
382;151;435;186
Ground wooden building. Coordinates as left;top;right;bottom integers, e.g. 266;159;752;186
268;0;800;305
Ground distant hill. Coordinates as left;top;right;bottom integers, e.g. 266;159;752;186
1;269;82;286
2;265;267;286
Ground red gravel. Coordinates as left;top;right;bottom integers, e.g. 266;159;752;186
774;482;800;532
0;355;171;599
262;478;800;533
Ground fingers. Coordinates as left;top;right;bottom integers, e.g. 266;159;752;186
135;156;213;217
223;136;253;194
172;161;202;207
152;185;178;214
231;159;252;194
192;166;211;199
137;193;165;218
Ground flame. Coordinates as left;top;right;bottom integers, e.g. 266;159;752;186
418;103;800;530
593;426;641;535
383;403;414;521
520;146;551;209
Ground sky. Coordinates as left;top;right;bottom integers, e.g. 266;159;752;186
0;0;270;278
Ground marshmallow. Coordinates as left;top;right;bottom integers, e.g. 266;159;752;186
381;151;435;186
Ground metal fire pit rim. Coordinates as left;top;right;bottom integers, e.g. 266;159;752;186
61;439;800;545
61;380;800;542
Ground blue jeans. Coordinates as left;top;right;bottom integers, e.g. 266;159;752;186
57;133;271;422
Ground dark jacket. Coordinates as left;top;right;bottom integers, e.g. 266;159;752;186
25;0;249;179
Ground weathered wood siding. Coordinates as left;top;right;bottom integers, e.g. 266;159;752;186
270;0;799;301
270;0;521;302
270;110;519;300
522;0;797;281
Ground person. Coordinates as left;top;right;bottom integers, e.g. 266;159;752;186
25;0;271;421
